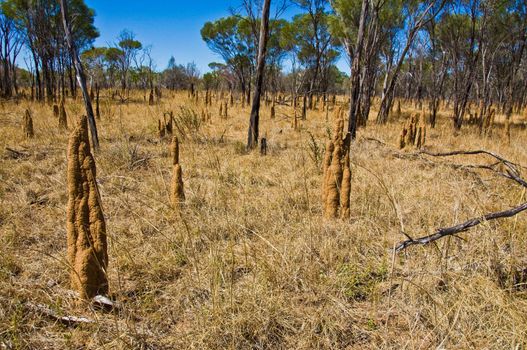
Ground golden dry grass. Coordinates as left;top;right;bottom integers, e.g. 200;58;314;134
1;91;527;349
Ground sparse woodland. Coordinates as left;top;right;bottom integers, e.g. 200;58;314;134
2;0;527;349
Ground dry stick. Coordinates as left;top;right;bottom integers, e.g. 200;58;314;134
416;149;527;186
396;149;527;252
25;302;94;326
5;147;30;158
418;149;526;168
395;202;527;252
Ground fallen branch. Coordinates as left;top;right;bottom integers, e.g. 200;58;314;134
416;149;527;189
5;147;30;159
26;302;94;326
417;149;527;172
395;201;527;252
396;149;527;252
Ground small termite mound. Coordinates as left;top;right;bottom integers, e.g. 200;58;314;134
260;136;267;156
158;119;166;139
395;100;401;117
170;136;185;208
53;104;60;118
67;115;108;300
164;112;173;136
483;108;496;135
223;101;228;118
398;112;426;149
23;109;34;138
149;89;155;105
292;109;298;131
322;108;352;219
59;100;68;130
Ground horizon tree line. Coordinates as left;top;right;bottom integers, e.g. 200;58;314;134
1;0;527;135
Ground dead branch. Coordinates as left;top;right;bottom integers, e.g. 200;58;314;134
5;147;30;159
416;149;527;188
396;149;527;252
417;149;527;171
26;302;94;326
395;201;527;252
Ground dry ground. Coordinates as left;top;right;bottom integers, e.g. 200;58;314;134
1;91;527;349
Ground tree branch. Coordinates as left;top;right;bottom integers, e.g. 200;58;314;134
395;201;527;252
396;149;527;252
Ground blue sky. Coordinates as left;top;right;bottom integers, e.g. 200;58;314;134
83;0;349;74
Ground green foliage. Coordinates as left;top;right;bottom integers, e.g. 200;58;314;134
283;12;340;67
329;0;405;53
173;106;202;139
104;47;124;62
337;262;388;301
2;0;99;50
201;15;287;79
306;131;323;169
201;16;254;65
203;71;220;90
119;38;142;51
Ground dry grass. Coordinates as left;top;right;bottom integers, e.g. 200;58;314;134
1;92;527;349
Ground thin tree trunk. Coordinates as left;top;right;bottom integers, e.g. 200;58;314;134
60;0;100;150
347;0;369;139
247;0;271;149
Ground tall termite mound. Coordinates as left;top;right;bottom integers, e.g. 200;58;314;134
322;107;352;219
59;99;68;130
23;109;34;138
398;112;426;149
67;115;108;300
170;136;185;207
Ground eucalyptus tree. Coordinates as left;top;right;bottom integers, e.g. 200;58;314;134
201;16;255;101
330;0;400;135
288;0;340;109
1;0;98;100
424;15;448;128
375;0;447;124
82;46;107;88
115;30;142;93
437;2;481;130
0;7;23;97
480;0;527;128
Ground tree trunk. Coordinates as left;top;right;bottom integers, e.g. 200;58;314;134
60;0;100;150
247;0;271;149
347;0;369;139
